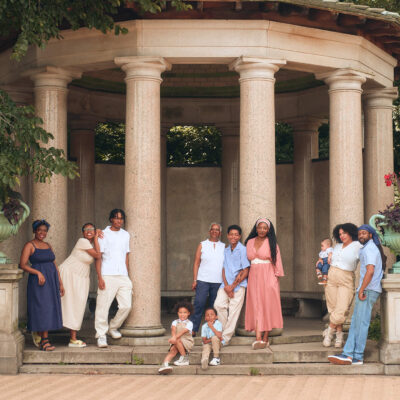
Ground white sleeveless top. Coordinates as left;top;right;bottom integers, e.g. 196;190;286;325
197;239;225;283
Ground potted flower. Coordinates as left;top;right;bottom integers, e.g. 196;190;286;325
369;173;400;273
0;90;78;263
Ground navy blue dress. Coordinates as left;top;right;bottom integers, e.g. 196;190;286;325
27;244;63;332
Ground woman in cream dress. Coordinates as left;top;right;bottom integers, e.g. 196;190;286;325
59;223;101;347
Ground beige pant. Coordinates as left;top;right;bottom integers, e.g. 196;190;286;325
201;336;221;360
95;275;132;338
214;287;246;344
325;266;355;326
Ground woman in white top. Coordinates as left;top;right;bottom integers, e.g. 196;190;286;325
323;223;362;348
59;223;101;347
191;222;225;335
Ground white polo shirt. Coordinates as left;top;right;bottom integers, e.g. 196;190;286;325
98;226;130;276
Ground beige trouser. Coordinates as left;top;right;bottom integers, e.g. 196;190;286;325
201;336;221;360
95;275;132;338
214;287;246;344
325;266;355;326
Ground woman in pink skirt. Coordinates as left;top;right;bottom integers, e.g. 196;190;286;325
245;217;284;350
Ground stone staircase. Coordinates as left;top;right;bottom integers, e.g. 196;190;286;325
20;334;384;376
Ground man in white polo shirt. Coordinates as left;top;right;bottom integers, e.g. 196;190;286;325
95;209;132;348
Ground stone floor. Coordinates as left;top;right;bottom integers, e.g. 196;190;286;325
1;375;400;400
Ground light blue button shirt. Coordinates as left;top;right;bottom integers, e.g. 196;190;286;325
357;239;383;293
220;241;250;292
201;320;223;339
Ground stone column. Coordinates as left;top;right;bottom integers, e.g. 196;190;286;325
291;118;321;294
115;57;171;337
316;69;368;230
220;124;240;230
363;88;398;221
380;275;400;369
230;57;286;238
0;264;24;374
69;117;98;293
28;66;81;262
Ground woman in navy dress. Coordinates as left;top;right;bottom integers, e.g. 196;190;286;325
20;220;64;351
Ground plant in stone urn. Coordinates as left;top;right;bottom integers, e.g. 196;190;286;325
369;173;400;273
0;90;79;263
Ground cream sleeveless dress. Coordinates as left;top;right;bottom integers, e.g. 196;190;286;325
59;238;94;331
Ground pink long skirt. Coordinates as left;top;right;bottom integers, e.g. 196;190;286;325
245;262;283;332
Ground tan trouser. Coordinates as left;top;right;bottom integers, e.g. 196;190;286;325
214;287;246;344
95;275;132;338
201;336;221;360
325;266;355;326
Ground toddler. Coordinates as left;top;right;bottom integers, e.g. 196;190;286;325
201;307;223;370
315;238;333;285
158;301;194;375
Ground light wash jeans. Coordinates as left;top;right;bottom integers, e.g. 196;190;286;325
342;289;380;361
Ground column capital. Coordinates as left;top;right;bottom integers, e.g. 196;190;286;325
316;68;371;92
23;66;82;88
285;117;326;133
115;56;171;82
363;87;398;108
229;56;286;81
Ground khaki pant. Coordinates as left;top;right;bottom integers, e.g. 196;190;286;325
95;275;132;338
325;266;355;326
201;336;221;360
214;287;246;344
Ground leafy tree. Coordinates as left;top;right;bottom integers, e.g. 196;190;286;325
352;0;400;12
276;123;293;163
95;122;126;164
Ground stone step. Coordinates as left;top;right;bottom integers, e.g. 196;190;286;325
20;362;386;376
23;345;133;364
22;340;379;365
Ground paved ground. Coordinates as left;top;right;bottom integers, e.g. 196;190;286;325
1;375;399;400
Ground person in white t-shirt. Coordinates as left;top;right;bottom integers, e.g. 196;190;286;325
95;209;132;348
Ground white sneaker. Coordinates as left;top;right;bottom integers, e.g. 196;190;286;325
201;358;209;370
174;355;189;366
322;327;335;347
209;357;220;366
158;362;173;374
108;329;122;339
97;335;108;348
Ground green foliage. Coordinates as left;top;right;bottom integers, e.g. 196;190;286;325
249;367;260;376
351;0;400;12
276;123;293;163
95;122;126;164
0;89;78;206
368;314;381;341
318;123;329;160
0;0;191;62
167;126;222;166
133;355;144;365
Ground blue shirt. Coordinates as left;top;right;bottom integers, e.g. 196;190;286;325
220;241;250;292
201;320;223;339
357;239;383;293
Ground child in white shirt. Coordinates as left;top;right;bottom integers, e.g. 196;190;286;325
158;301;194;374
315;238;333;285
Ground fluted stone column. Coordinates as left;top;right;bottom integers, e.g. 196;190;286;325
317;69;368;230
230;57;286;237
161;125;169;292
69;117;98;293
363;88;398;221
220;124;240;230
115;57;171;337
29;66;81;261
291;118;321;293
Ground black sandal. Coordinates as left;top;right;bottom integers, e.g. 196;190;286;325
39;338;55;351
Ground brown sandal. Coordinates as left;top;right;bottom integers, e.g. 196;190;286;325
40;338;55;351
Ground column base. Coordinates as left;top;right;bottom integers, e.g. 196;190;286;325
120;325;166;338
235;327;283;337
380;340;400;364
0;331;24;374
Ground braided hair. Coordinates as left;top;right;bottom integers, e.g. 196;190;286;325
245;220;278;265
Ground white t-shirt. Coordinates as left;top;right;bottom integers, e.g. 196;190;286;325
171;319;193;333
319;247;333;259
197;239;225;283
98;226;130;276
330;241;362;272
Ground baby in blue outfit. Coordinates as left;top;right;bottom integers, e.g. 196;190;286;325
315;238;333;285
